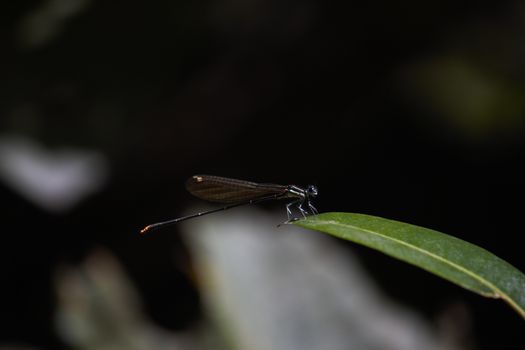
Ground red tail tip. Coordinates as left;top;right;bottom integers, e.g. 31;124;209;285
140;225;151;235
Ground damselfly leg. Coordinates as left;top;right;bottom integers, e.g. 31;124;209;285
298;201;309;218
282;198;317;225
308;201;318;215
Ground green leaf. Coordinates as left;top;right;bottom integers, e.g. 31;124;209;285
293;212;525;319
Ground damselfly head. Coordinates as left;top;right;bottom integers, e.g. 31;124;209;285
306;185;318;197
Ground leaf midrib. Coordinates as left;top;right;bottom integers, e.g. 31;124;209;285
321;220;506;300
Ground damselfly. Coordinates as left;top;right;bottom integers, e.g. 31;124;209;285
140;175;318;234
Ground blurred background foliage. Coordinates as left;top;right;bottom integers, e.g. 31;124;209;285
1;0;525;349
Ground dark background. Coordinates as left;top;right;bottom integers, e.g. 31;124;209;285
1;0;524;349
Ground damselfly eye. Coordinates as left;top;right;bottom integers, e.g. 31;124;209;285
307;185;318;197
